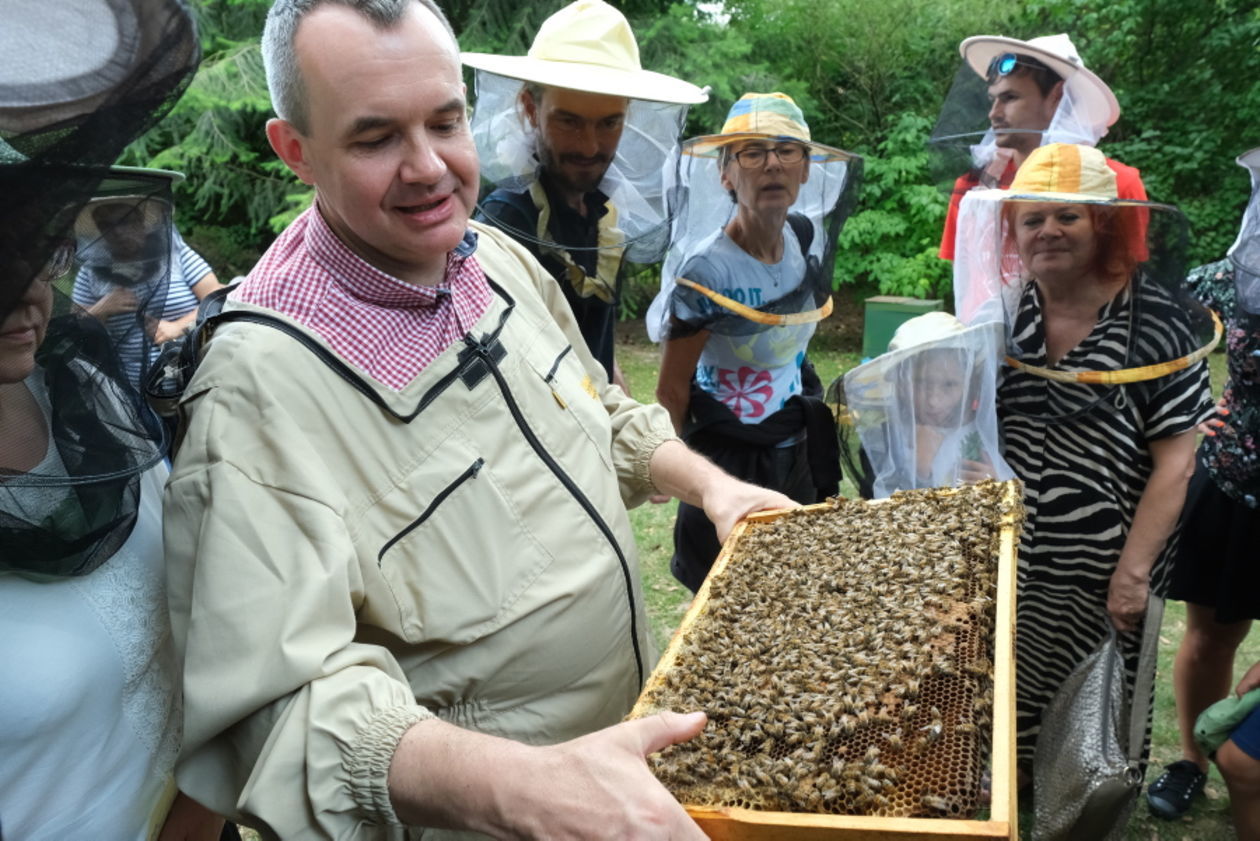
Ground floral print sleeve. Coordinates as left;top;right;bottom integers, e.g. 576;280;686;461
1192;260;1260;506
1186;259;1236;318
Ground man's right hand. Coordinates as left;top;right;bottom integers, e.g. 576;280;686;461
389;711;709;840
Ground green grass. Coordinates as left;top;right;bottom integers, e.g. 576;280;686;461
619;331;1256;839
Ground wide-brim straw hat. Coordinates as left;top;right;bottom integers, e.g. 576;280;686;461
960;34;1120;132
684;92;854;162
461;0;706;105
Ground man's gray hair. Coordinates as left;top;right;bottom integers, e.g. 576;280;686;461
262;0;457;135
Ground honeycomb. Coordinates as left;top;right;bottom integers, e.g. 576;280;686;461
635;480;1022;819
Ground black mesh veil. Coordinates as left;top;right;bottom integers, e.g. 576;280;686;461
953;188;1219;424
0;0;198;320
646;141;862;342
927;45;1114;200
0;0;199;578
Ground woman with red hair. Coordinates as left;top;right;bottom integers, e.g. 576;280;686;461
953;143;1217;791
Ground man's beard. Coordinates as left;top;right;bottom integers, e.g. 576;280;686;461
537;143;612;196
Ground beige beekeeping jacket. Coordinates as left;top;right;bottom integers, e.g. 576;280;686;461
163;222;674;839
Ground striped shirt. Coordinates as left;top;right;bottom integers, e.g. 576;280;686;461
230;206;492;391
71;228;213;386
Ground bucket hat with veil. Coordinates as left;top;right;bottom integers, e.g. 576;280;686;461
952;142;1221;424
0;0;199;578
463;0;707;302
646;92;862;343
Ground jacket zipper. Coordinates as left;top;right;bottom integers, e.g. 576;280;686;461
463;333;646;687
378;458;485;563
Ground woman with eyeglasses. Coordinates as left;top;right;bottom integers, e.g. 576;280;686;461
650;93;861;592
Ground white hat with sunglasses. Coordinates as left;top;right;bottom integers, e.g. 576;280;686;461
959;34;1120;134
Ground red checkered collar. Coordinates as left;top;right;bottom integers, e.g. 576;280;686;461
303;201;480;307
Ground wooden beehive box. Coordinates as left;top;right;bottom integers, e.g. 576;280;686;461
631;480;1022;840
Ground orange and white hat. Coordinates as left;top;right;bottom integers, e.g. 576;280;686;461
684;92;853;162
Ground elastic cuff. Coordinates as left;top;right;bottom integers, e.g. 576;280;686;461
347;704;435;825
640;431;682;493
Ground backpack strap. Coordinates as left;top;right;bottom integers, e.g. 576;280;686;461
786;211;814;257
143;285;399;451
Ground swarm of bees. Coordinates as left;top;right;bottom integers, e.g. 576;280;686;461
635;480;1023;819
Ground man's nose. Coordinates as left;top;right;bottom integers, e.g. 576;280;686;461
400;136;446;183
988;99;1003;124
574;122;599;157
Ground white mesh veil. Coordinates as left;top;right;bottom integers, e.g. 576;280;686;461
1229;147;1260;314
470;69;689;265
838;319;1013;498
645;142;861;341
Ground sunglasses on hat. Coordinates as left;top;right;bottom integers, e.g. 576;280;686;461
988;53;1025;77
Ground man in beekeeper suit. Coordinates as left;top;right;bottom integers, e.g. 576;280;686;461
465;0;706;394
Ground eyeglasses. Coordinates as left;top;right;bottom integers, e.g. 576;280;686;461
731;143;807;169
37;241;75;284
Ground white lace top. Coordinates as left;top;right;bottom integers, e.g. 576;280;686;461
0;464;179;840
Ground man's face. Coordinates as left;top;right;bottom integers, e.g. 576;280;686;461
986;73;1061;154
523;87;628;196
269;2;478;285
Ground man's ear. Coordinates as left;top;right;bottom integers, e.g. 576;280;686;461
1044;80;1065;119
519;89;539;129
266;118;317;186
799;156;811;186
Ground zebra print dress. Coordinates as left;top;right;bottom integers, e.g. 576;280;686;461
998;276;1212;766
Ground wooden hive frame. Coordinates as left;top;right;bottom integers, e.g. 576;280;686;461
630;482;1021;840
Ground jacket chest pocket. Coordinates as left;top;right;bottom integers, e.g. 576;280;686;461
376;448;555;645
525;344;614;471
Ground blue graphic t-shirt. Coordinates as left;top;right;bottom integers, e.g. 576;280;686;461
675;226;816;423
